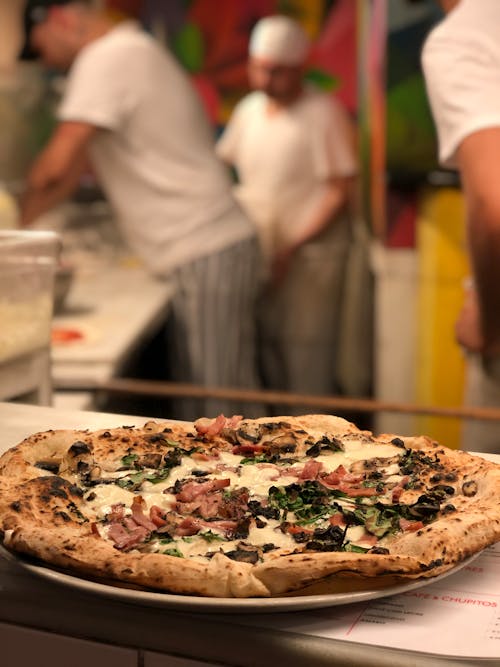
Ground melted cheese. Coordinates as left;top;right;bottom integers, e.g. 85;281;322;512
141;490;176;511
100;470;135;480
138;453;298;501
84;485;135;518
314;440;400;469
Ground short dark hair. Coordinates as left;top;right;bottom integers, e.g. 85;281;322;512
20;1;92;60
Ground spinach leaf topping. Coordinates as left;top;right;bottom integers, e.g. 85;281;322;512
116;467;174;489
115;445;203;489
116;472;147;491
120;453;138;467
269;479;445;543
268;481;346;523
241;453;279;465
343;493;443;538
199;530;226;543
163;548;184;558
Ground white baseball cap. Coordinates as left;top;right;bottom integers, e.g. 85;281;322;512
249;15;310;65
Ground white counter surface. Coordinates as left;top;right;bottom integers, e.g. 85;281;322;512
0;402;497;667
51;263;173;385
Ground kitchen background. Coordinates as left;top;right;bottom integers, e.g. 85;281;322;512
0;0;469;448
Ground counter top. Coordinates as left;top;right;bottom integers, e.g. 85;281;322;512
51;262;173;386
0;402;498;667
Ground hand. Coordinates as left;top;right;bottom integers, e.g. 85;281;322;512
270;245;297;287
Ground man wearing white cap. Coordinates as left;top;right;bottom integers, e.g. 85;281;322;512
217;15;357;408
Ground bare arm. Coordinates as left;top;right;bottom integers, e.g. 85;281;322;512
289;176;352;250
456;127;500;355
20;121;97;226
271;176;353;285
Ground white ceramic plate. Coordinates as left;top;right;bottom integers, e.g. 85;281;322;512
1;546;477;614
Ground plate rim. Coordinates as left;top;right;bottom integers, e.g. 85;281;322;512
1;545;479;614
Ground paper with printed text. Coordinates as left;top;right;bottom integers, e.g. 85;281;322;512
261;543;500;659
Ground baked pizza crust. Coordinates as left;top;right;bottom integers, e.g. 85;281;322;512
1;415;499;598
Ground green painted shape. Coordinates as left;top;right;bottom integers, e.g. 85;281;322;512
172;23;205;73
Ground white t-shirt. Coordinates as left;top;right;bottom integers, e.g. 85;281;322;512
216;86;357;256
422;0;500;169
58;22;253;275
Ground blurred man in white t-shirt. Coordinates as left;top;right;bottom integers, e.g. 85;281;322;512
422;0;500;451
217;16;357;409
20;1;263;420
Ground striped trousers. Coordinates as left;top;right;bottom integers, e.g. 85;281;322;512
167;235;265;421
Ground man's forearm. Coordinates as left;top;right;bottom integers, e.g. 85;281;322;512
20;177;79;226
20;147;89;226
20;121;96;226
290;178;352;250
456;128;500;355
467;205;500;355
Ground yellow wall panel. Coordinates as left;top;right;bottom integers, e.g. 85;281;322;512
415;187;469;448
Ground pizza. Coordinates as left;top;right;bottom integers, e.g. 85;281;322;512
0;414;499;598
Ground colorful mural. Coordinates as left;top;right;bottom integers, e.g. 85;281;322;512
106;0;358;126
386;0;442;184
